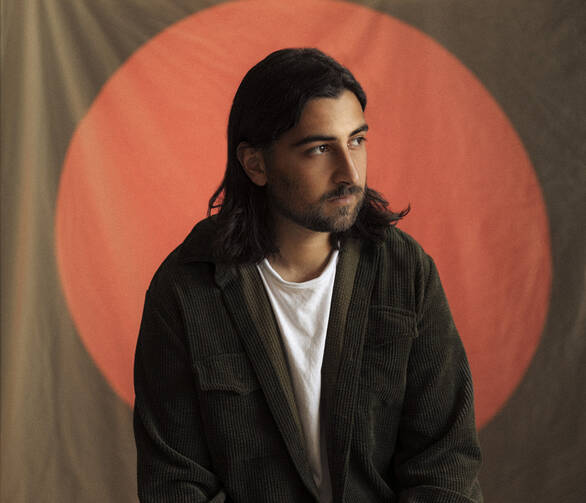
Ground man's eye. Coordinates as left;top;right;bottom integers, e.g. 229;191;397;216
349;136;366;148
308;144;329;155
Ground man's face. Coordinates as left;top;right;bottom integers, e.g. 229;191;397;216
263;89;368;234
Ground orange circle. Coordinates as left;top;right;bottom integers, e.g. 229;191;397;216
55;0;551;428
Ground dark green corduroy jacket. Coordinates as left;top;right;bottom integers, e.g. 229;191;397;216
134;217;482;502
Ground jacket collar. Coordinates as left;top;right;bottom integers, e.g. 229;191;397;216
177;216;218;263
322;238;377;501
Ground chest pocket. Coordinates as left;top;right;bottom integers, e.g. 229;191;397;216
193;353;282;462
195;352;260;394
361;306;417;405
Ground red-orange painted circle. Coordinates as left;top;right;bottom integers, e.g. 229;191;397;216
55;0;551;428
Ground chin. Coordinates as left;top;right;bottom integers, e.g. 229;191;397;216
291;200;362;233
330;219;357;233
323;212;359;233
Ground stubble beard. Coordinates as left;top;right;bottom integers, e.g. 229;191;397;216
267;183;365;233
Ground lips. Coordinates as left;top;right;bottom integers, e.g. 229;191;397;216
323;186;362;201
328;194;354;204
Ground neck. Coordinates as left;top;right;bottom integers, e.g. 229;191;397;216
268;216;334;283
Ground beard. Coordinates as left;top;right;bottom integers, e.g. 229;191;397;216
266;182;365;233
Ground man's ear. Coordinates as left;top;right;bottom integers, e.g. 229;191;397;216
237;142;267;186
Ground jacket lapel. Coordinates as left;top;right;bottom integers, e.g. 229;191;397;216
321;238;377;501
214;262;319;501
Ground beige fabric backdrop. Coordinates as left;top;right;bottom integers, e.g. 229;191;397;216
1;0;584;501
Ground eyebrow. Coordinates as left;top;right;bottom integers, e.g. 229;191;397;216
290;124;369;147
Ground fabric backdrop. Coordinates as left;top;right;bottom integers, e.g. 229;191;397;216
2;0;584;501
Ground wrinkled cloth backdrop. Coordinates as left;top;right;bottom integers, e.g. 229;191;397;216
1;0;585;501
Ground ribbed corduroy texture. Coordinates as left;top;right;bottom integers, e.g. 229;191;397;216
134;217;482;502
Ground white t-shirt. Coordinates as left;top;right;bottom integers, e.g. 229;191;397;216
257;251;338;502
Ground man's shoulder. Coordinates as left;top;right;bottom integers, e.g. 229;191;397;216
383;224;420;247
147;216;218;295
163;216;218;264
372;225;436;290
380;225;429;263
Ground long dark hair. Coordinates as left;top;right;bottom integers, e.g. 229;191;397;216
208;48;408;263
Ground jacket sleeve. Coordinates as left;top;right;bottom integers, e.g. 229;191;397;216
393;254;483;503
133;284;231;502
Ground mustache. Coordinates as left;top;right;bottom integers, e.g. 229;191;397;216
321;185;364;201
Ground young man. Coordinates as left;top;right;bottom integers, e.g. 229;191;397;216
134;48;482;502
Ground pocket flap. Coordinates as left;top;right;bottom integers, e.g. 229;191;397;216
366;306;417;347
194;353;260;395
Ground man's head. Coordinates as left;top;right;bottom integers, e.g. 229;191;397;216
232;49;368;235
209;48;406;262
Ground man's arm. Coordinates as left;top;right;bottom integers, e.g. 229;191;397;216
393;254;483;503
134;287;230;502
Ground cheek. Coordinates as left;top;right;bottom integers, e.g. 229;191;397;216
354;149;368;182
267;170;304;201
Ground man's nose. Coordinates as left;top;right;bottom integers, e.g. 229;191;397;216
334;148;360;185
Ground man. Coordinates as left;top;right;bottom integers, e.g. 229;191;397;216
134;48;482;502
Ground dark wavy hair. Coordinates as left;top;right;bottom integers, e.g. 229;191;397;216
208;48;408;263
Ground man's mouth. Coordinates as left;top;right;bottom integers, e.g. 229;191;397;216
328;194;354;204
323;186;363;202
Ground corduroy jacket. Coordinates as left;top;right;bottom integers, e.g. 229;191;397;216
134;217;483;502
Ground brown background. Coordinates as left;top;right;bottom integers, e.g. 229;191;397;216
1;0;585;501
